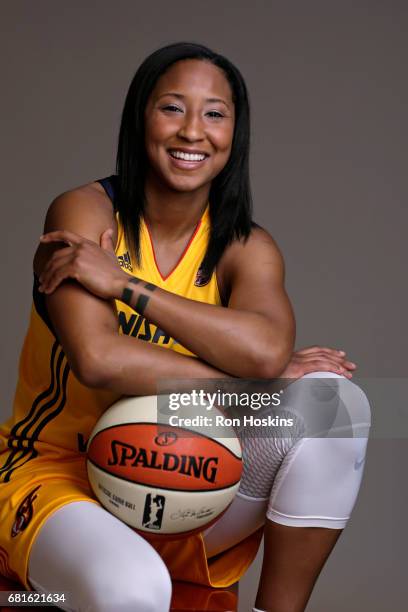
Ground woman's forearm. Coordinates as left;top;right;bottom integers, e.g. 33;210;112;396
113;275;290;378
38;227;294;379
80;330;229;395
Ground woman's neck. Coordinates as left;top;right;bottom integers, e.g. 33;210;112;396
144;175;210;241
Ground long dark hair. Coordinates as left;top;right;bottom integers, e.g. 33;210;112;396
116;42;253;276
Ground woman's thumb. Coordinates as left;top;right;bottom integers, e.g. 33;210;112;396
101;228;115;251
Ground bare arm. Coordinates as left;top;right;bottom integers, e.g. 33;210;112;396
39;215;295;378
106;227;295;378
34;188;225;397
37;189;354;388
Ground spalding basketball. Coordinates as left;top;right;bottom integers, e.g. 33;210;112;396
86;395;242;536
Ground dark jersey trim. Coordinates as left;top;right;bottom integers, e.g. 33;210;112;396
1;449;38;483
0;341;70;482
97;175;118;211
10;341;61;439
32;274;57;337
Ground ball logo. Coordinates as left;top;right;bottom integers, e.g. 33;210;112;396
106;440;219;483
11;485;41;538
142;493;165;530
154;431;178;446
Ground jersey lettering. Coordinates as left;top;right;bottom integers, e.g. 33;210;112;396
118;310;172;346
118;311;136;336
138;318;152;342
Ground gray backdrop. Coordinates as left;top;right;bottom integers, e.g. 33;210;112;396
1;1;407;610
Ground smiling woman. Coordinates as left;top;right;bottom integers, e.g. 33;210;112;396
144;59;235;192
0;42;369;612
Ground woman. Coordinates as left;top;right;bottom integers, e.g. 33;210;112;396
0;42;370;611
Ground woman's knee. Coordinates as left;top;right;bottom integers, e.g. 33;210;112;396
294;371;371;435
339;377;371;430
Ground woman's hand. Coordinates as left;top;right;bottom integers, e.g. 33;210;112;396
280;346;356;379
38;229;128;300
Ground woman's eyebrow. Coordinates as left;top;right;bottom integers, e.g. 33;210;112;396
157;92;230;109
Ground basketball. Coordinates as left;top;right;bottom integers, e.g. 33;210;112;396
86;395;242;536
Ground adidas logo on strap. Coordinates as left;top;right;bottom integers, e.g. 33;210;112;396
117;250;133;272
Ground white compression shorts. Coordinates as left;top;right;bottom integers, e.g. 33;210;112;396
28;372;371;611
203;372;371;555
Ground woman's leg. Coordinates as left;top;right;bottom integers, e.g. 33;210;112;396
28;500;172;612
255;520;342;612
203;372;371;612
254;374;371;612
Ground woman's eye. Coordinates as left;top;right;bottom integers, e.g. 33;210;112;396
206;111;224;119
162;104;182;113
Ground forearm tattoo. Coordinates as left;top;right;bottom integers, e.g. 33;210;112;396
121;277;157;315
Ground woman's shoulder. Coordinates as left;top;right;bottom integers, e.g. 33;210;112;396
221;223;284;270
33;179;117;277
45;180;115;229
216;223;285;302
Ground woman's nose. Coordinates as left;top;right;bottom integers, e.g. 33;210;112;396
177;113;205;141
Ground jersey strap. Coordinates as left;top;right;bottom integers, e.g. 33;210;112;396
97;175;118;209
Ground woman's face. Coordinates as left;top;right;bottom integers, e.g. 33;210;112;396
144;59;235;194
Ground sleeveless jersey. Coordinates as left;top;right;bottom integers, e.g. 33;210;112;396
0;175;220;473
0;175;262;589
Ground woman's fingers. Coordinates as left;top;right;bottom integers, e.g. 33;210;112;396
296;345;345;357
39;248;75;284
290;355;353;376
38;255;75;293
296;352;356;370
342;360;357;370
281;349;356;380
38;247;74;281
37;232;126;300
299;359;353;378
294;346;356;370
39;229;92;247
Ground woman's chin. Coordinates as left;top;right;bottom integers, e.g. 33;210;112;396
161;173;210;194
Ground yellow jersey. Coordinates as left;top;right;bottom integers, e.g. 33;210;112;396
0;175;262;588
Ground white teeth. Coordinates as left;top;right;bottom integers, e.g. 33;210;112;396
170;150;206;162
